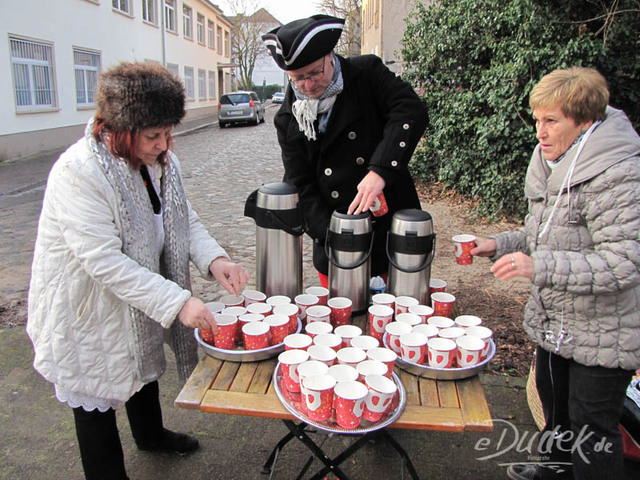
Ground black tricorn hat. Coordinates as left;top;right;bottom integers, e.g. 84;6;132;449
262;14;345;71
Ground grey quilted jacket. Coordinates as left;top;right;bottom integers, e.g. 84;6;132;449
493;107;640;370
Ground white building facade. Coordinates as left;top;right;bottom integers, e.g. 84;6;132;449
0;0;234;161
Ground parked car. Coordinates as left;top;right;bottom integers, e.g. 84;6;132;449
271;92;285;104
218;91;265;128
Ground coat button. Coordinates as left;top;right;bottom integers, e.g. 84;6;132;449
356;157;365;165
324;168;332;176
348;131;357;140
403;123;410;130
399;141;406;148
391;161;398;167
331;191;339;199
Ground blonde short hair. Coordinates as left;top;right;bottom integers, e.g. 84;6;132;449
529;67;609;124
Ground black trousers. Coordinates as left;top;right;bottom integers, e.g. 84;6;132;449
535;347;633;480
72;381;164;480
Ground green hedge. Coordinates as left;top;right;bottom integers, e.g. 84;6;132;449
402;0;640;221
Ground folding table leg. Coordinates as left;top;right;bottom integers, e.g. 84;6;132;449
261;430;296;476
378;430;421;480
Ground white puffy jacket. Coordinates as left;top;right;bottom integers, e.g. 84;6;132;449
27;136;228;402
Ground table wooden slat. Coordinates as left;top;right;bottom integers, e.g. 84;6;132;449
394;405;465;432
457;376;493;432
399;369;420;406
418;377;440;407
174;355;222;409
201;390;294;419
229;362;259;392
248;359;276;394
211;360;240;390
437;379;460;408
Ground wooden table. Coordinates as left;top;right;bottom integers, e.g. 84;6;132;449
175;316;493;478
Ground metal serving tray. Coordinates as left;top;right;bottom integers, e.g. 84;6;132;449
195;319;302;363
273;362;406;434
385;334;496;380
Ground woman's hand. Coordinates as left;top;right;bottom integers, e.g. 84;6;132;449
348;171;386;215
209;257;250;295
470;236;497;258
491;252;534;281
178;297;218;333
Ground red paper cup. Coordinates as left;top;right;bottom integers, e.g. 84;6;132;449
350;335;380;352
456;335;485;367
200;328;216;345
371;293;395;311
412;323;439;341
427;337;457;368
307;344;337;366
219;294;245;308
305;286;329;306
294;294;319;324
399;332;428;365
452;234;477;265
408;304;434;323
242;321;270;350
305;305;331;324
394;296;419;317
430;292;456;317
204;301;225;314
302;374;336;422
284;333;313;351
363;374;397;422
429;278;447;295
438;326;466;343
305;321;333;339
242;289;267;305
327;297;353;328
370;192;389;217
395;312;422;328
454;315;483;329
334;381;369;428
356;359;388;383
336;346;367;368
265;314;290;345
333;324;362;348
245;302;273;316
427;316;455;329
368;304;394;341
313;333;342;352
298;360;329;390
466;326;493;360
367;347;397;377
222;306;246;342
278;349;310;392
238;313;264;338
327;364;359;384
213;314;238;350
266;295;292;308
273;303;300;334
384;321;412;354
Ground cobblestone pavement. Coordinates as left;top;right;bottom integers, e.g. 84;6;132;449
4;107;622;479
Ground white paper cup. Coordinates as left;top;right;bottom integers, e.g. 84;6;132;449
367;347;397;377
242;289;267;305
356;359;388;382
222;306;247;318
384;321;412;354
327;364;359;383
266;295;292;307
371;293;395;310
438;326;466;341
312;332;342;352
466;325;493;360
363;374;397;422
334;324;362;348
394;295;419;316
399;332;429;365
395;312;422;328
427;337;457;368
454;315;483;329
427;316;455;329
350;335;380;351
336;346;367;367
305;321;333;339
219;294;245;308
305;286;329;306
204;301;225;314
245;302;273;316
408;304;434;323
412;323;439;340
307;344;338;366
456;335;485;367
284;333;313;351
305;305;332;323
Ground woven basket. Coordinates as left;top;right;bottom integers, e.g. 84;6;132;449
526;355;545;431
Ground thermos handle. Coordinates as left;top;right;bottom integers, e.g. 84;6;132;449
265;209;306;237
386;232;437;273
244;188;306;236
243;188;258;219
325;229;374;270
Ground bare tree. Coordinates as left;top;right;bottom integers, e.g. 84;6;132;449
318;0;361;56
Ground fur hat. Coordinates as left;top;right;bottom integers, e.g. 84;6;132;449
97;62;185;131
262;15;344;71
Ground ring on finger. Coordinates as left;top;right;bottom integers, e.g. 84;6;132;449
510;256;516;270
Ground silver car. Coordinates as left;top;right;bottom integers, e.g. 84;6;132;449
218;91;265;128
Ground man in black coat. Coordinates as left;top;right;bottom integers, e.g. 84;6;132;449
263;15;429;285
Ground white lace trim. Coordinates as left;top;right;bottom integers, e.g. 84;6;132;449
55;381;144;412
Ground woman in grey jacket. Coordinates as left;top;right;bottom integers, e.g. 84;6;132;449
472;68;640;480
28;62;249;480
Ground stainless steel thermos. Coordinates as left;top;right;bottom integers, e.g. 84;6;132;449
386;209;436;304
244;182;304;299
326;211;373;313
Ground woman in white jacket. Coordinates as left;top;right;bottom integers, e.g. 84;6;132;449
473;68;640;480
27;62;249;480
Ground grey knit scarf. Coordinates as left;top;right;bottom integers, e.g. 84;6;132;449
86;119;198;385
